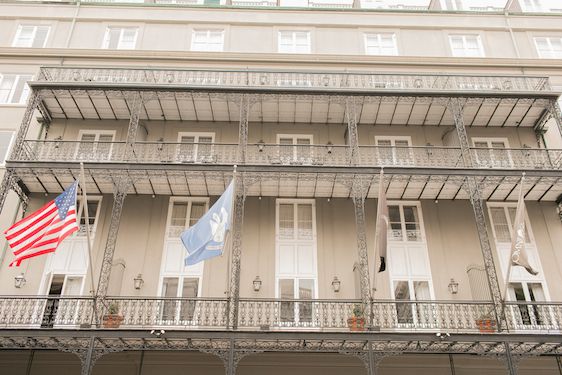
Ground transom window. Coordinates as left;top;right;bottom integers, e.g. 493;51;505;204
488;205;531;244
102;27;138;49
388;203;422;242
364;33;398;56
12;25;50;48
449;34;485;57
534;37;562;59
278;31;311;54
167;199;208;238
0;74;32;104
76;198;102;238
191;30;224;52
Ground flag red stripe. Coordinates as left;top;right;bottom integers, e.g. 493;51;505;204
5;203;57;240
29;221;78;249
4;200;55;235
9;225;78;267
8;210;60;248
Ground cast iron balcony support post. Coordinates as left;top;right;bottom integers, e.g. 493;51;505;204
344;97;360;166
448;98;505;332
123;92;143;161
237;94;250;164
550;99;562;140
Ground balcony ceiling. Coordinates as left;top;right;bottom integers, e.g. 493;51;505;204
36;88;550;127
13;166;562;202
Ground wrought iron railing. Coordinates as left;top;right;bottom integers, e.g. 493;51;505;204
36;67;551;94
0;296;502;332
15;140;562;171
504;301;562;332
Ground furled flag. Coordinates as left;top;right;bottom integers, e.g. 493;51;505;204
181;181;234;266
375;170;389;273
5;181;79;267
510;176;538;275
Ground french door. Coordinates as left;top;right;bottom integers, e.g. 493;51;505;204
276;200;317;327
387;203;435;327
375;136;413;166
76;130;115;161
277;135;313;165
176;132;214;163
41;274;85;327
472;137;512;168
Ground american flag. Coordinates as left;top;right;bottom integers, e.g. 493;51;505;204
5;181;79;267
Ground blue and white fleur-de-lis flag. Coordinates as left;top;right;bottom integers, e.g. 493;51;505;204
181;181;234;266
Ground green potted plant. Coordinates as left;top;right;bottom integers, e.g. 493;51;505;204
475;311;497;333
347;304;366;332
102;302;124;329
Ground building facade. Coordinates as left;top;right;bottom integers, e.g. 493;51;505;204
0;0;562;374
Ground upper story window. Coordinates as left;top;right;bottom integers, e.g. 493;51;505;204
277;134;313;164
388;203;423;242
0;74;32;104
534;37;562;59
364;33;398;56
0;132;14;164
77;198;102;238
191;30;224;52
12;25;50;48
176;132;215;163
449;34;485;57
278;31;311;54
440;0;463;10
102;27;138;50
521;0;543;11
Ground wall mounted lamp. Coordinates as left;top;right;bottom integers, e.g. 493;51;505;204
448;278;459;295
331;276;341;293
134;274;144;290
14;273;26;289
253;276;262;292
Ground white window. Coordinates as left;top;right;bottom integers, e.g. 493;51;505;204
0;131;14;164
277;134;313;164
176;132;215;163
534;37;562;59
449;34;485;57
387;202;434;326
521;0;543;11
364;33;398;56
191;30;224;52
375;136;413;166
0;74;32;104
440;0;463;10
472;137;512;168
76;198;102;238
276;200;317;326
102;27;138;49
12;25;50;48
76;130;115;162
278;31;311;54
159;198;208;325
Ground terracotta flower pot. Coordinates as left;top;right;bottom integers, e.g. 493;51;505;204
102;314;124;329
476;318;496;333
347;316;366;332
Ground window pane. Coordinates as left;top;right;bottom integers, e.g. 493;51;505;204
279;204;294;239
11;75;31;103
170;202;187;236
403;206;421;242
180;278;199;321
279;279;295;322
32;26;50;48
120;29;137;49
0;75;15;103
297;203;313;240
107;28;121;49
62;276;83;296
507;207;530;243
78;200;99;237
161;277;179;321
394;280;413;324
14;26;35;47
298;279;314;323
389;205;402;240
189;202;206;227
490;207;511;242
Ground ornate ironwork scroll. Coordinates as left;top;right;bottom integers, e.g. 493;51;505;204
549;99;562;140
123;92;143;161
237;94;250;164
448;98;504;331
344;97;360;165
351;176;372;309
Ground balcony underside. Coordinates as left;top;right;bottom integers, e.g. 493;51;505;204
35;88;552;127
1;329;562;357
9;164;562;201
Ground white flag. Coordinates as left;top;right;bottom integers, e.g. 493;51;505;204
375;170;389;273
510;178;538;276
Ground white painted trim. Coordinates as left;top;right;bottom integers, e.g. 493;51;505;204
374;135;412;146
363;32;398;56
277;30;311;54
177;132;215;143
190;29;225;52
77;129;116;141
448;34;485;58
12;24;50;48
471;137;511;148
102;26;139;50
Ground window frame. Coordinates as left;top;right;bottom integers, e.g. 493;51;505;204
102;27;139;50
176;131;215;163
386;200;426;243
534;36;562;59
374;135;413;166
75;196;103;239
448;34;485;57
0;131;15;166
0;73;33;105
12;25;50;48
278;30;311;54
363;32;398;56
190;29;225;52
165;196;210;239
471;137;513;168
276;134;314;164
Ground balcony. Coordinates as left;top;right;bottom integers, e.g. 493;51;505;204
1;296;561;334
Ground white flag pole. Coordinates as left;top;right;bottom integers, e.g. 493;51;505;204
80;162;97;298
501;173;525;303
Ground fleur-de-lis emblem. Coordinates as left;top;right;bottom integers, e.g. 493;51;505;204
210;207;228;243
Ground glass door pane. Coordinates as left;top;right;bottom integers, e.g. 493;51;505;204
279;137;293;163
394;139;411;165
180;278;199;321
394;280;413;324
490;207;511;242
388;206;403;241
178;135;195;162
279;279;295;323
403;206;421;242
77;133;96;160
295;137;311;163
42;275;64;328
298;279;314;323
161;277;179;322
197;136;213;161
297;204;312;240
169;202;187;237
278;204;294;240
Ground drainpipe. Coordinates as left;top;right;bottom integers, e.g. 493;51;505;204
504;0;522;74
62;0;82;65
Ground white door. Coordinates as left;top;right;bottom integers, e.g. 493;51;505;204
387;203;435;327
76;131;115;162
472;138;512;168
176;132;214;163
375;136;413;166
277;135;313;165
158;198;208;325
41;274;85;327
276;200;317;326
